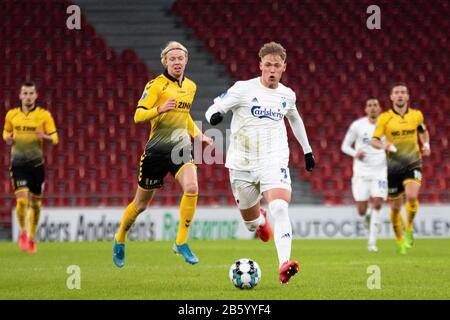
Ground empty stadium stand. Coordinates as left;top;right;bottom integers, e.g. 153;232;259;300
1;0;449;234
0;0;154;229
173;0;450;204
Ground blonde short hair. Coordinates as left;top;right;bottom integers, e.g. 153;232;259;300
160;41;188;67
258;42;287;61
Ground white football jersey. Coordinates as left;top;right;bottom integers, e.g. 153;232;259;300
212;78;298;171
342;117;387;178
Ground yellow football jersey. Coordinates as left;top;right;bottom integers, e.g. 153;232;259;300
373;108;426;173
136;70;199;154
3;106;58;166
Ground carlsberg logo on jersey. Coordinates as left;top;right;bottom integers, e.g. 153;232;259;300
251;106;284;120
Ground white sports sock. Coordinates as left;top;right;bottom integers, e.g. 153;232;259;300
268;199;292;268
363;207;371;229
243;213;265;232
368;208;380;247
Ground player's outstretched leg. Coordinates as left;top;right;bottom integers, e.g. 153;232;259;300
113;188;154;267
268;199;299;283
174;164;200;265
173;192;199;264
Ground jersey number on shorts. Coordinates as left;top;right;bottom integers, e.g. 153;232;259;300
280;168;288;179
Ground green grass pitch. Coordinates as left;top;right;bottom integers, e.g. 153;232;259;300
1;239;449;299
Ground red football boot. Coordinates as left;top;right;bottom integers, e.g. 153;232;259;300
256;207;272;242
279;260;300;284
18;231;28;251
27;238;37;254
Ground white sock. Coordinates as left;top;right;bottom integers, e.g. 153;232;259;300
368;208;380;247
243;213;265;232
268;199;291;268
362;207;371;229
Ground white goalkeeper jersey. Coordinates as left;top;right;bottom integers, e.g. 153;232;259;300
341;117;387;178
210;77;303;171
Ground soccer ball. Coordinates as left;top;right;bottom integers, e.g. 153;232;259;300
229;258;261;289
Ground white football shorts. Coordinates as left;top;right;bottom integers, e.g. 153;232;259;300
351;176;388;202
229;166;292;210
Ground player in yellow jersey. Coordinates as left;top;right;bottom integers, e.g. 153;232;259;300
2;81;58;253
113;42;213;267
371;83;431;254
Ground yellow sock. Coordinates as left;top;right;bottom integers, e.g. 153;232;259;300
390;208;404;243
16;197;28;232
28;200;42;239
176;192;198;245
116;202;140;244
405;199;418;231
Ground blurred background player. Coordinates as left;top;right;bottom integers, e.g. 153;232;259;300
205;42;315;284
371;83;431;254
113;41;213;267
2;81;58;253
341;98;387;252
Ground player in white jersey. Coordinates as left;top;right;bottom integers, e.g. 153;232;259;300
341;98;387;252
205;42;315;284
